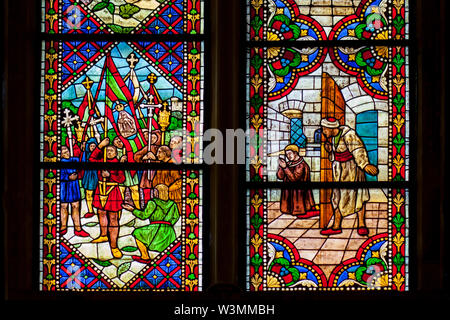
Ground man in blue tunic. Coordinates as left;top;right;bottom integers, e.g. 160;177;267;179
60;146;89;237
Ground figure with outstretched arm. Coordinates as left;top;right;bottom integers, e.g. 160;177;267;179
320;117;378;236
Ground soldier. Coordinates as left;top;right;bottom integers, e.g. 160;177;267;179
122;184;180;263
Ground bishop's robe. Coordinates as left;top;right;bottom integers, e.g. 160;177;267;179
329;125;370;217
277;157;316;217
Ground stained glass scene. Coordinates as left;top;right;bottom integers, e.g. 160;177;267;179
248;0;408;41
40;168;203;291
43;0;203;34
40;39;204;291
248;188;408;291
246;0;409;291
41;41;204;164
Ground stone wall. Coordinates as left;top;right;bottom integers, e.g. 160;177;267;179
293;0;362;35
266;54;390;182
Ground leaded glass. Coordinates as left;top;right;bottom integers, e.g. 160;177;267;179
248;188;409;291
246;0;410;291
42;0;204;34
41;41;204;163
246;46;409;182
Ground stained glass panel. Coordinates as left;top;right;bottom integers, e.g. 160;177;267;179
42;0;204;34
40;168;203;291
41;41;204;164
248;0;408;41
247;188;409;291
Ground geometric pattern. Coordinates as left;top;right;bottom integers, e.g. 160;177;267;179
60;41;184;89
266;232;391;289
60;241;111;289
59;239;183;290
134;41;184;87
248;0;408;100
61;0;108;34
328;233;389;289
290;119;307;148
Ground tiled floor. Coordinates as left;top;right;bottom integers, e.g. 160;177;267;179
268;201;388;278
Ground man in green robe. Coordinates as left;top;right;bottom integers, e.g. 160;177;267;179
122;184;180;263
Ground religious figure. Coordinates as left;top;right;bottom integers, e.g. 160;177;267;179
320;117;379;236
277;144;317;218
122;184;180;264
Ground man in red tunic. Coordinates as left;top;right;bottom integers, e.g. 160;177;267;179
277;144;318;218
89;137;126;259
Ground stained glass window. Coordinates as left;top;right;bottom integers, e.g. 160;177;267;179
246;0;409;291
40;1;205;291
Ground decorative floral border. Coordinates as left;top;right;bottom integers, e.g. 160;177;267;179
185;41;203;164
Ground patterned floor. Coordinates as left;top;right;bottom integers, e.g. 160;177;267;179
268;200;388;278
